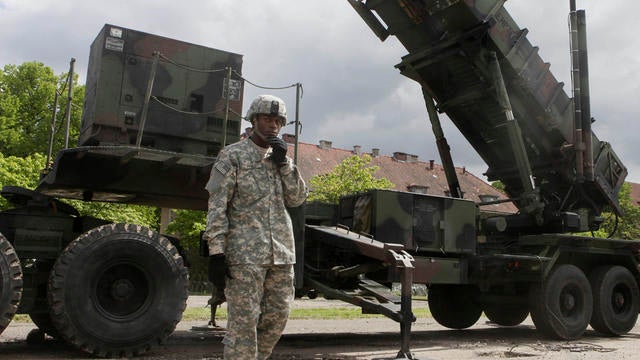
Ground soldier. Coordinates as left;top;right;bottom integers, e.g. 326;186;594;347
203;94;308;360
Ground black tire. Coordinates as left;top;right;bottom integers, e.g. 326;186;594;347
428;284;482;329
48;223;189;357
529;264;592;340
589;265;639;336
484;303;529;326
0;233;22;335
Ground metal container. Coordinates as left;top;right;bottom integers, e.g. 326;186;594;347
79;24;244;155
339;189;477;254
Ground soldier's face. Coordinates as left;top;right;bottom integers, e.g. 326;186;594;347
255;114;283;138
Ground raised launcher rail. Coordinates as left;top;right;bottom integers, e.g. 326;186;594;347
349;0;627;232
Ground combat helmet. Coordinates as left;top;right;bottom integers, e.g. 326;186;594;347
246;95;287;127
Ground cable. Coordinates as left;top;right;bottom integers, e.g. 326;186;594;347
157;53;229;74
151;96;243;117
232;69;296;90
149;52;300;124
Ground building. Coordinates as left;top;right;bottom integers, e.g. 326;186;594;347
627;182;640;206
283;134;517;214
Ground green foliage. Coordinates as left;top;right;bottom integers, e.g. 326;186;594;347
0;62;84;157
491;180;505;192
166;209;206;250
0;61;156;228
591;182;640;239
67;200;160;230
0;153;47;209
307;154;394;204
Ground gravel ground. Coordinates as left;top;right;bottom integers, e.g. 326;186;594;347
2;296;640;359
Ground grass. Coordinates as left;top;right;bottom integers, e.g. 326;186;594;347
182;305;431;321
12;305;431;323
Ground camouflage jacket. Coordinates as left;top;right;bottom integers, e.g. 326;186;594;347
204;138;308;265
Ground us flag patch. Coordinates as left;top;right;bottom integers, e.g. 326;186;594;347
214;161;232;175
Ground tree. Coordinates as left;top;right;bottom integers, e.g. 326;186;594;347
0;61;84;157
591;182;640;239
166;209;206;250
307;154;395;204
0;153;47;209
491;180;505;192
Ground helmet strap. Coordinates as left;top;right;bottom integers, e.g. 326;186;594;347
250;125;270;147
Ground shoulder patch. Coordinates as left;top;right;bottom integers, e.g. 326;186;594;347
215;160;232;175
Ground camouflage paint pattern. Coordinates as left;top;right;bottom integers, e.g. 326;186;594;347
203;137;306;359
340;190;477;254
80;24;244;156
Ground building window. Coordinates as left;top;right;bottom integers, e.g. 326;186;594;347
407;184;429;194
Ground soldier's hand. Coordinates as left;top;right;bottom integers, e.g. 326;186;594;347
209;254;228;290
269;137;288;165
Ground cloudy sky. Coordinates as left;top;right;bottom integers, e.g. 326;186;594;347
2;0;639;182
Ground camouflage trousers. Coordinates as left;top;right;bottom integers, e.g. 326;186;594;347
222;264;294;360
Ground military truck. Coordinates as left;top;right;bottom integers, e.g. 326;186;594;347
1;0;639;358
0;24;244;357
247;0;636;356
302;0;636;356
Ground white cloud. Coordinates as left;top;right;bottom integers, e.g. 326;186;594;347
2;0;640;184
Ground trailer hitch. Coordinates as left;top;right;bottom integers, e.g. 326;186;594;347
305;225;428;359
387;249;418;360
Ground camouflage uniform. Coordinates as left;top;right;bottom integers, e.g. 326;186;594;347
204;137;307;360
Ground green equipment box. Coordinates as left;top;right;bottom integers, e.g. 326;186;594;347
79;24;244;156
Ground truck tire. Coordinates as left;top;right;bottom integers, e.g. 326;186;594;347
529;264;592;340
589;265;639;336
428;284;482;329
48;223;189;357
0;233;22;335
484;304;529;326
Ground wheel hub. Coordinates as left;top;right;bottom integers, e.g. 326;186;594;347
111;279;135;301
613;291;626;310
561;291;576;312
96;263;150;318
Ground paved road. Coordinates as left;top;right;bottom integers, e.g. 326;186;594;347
2;296;640;359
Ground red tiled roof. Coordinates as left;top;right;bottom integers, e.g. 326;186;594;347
288;139;517;214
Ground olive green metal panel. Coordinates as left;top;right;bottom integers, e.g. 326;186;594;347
287;206;306;290
38;146;213;210
339;190;477;254
37;26;247;209
413;257;468;284
304;201;338;226
373;191;414;248
80;24;244;156
1;213;72;258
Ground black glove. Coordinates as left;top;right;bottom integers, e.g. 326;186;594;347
269;137;288;165
209;254;228;290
